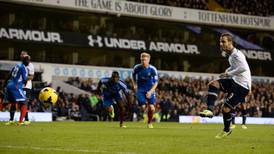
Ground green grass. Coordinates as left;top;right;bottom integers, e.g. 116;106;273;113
0;122;273;154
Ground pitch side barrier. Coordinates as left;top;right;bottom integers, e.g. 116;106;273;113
179;116;274;125
1;60;274;83
0;112;52;122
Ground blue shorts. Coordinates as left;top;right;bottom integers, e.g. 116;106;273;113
218;79;249;109
6;83;26;103
102;93;123;107
136;90;156;106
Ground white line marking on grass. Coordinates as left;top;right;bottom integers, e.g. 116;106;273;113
0;145;137;154
112;125;215;130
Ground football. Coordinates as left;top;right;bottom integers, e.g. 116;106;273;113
38;87;58;105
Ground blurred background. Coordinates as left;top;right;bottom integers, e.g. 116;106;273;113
0;0;273;122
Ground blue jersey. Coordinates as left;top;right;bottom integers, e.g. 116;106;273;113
8;63;28;89
98;77;129;98
132;64;158;92
6;63;28;102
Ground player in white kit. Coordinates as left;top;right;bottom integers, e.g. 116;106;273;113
199;33;251;138
21;51;34;125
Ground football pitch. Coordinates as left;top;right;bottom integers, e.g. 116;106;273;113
0;122;273;154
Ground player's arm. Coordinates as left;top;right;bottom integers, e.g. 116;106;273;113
221;55;247;77
20;66;28;85
131;68;137;92
147;82;158;95
119;80;132;104
220;67;232;78
27;64;35;80
146;68;158;98
21;55;31;84
225;67;232;73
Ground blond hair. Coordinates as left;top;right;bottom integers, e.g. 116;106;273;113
140;52;151;59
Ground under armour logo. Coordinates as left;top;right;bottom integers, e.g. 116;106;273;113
88;35;103;47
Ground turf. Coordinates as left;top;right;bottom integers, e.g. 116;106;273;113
0;122;273;154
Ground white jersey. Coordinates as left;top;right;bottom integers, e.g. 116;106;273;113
226;48;251;90
24;62;34;89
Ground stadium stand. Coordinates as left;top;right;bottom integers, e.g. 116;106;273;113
128;0;209;10
129;0;274;16
216;0;274;16
0;0;273;122
4;76;269;121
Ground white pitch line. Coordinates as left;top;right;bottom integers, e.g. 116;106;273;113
0;145;137;154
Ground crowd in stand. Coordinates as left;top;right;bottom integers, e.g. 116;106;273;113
217;0;274;16
128;0;209;10
129;0;274;16
30;76;273;122
1;76;274;121
4;1;273;53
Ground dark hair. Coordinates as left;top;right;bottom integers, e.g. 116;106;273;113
112;71;119;77
22;55;30;66
221;32;233;42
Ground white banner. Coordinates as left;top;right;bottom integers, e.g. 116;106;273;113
0;112;52;122
2;0;274;30
179;115;274;124
1;60;274;83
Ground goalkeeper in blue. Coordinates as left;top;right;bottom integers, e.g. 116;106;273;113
96;71;131;128
199;33;251;138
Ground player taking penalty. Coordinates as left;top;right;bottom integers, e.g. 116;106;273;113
199;33;251;138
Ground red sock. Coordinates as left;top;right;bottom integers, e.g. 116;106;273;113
0;98;3;111
148;109;154;124
19;104;27;123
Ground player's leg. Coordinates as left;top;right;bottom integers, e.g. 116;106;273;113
23;88;31;125
230;106;240;129
215;105;233;139
136;91;148;124
103;98;115;119
216;82;249;138
230;112;236;129
9;103;16;121
147;104;155;128
0;93;4;111
18;102;27;125
5;102;17;125
5;86;17;125
117;100;126;128
240;103;248;129
200;80;221;117
16;88;27;125
216;89;238;138
147;92;156;128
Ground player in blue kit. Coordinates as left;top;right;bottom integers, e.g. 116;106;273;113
5;55;30;125
132;52;158;128
96;71;131;128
